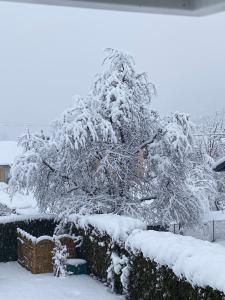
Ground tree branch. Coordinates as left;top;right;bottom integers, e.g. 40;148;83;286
134;129;164;155
139;195;157;202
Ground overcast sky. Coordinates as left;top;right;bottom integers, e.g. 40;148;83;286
0;2;225;139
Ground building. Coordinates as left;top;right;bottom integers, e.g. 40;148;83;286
0;141;21;183
1;0;225;16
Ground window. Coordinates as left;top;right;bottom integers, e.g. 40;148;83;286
0;165;11;183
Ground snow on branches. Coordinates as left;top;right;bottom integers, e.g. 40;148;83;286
196;111;225;211
138;112;213;225
9;49;214;226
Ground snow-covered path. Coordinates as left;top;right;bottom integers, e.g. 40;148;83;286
0;262;124;300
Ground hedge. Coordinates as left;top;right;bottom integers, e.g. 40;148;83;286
1;213;225;300
69;223;127;294
0;215;57;262
127;254;225;300
68;216;225;300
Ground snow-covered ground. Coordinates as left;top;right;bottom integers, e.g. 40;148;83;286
0;183;38;215
0;262;124;300
169;211;225;243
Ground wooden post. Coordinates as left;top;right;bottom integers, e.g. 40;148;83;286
212;220;215;242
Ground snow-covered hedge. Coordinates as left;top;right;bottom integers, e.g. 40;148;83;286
0;214;57;262
0;213;55;224
69;214;145;294
69;214;146;244
2;212;225;298
126;230;225;299
69;214;225;299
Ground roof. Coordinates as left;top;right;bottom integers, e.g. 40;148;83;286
213;157;225;172
1;0;225;16
0;141;21;165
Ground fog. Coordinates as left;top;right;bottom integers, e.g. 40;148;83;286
0;2;225;139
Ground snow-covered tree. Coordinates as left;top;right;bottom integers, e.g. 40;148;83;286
196;111;225;210
140;113;215;225
9;49;213;226
197;111;225;158
52;238;68;277
9;49;157;216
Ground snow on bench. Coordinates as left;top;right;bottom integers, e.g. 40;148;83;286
126;229;225;293
67;258;87;266
69;214;146;243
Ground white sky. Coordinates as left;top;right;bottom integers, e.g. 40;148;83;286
0;2;225;138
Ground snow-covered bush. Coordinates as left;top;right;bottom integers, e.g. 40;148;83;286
107;252;129;294
52;238;68;277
